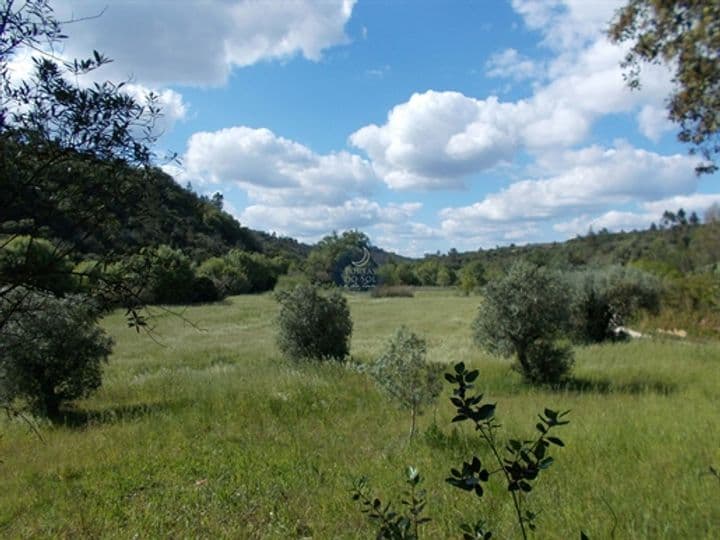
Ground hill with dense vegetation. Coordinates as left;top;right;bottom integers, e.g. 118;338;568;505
3;152;303;262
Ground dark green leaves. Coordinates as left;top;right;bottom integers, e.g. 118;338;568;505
547;436;565;447
351;467;431;539
444;362;571;539
446;457;490;497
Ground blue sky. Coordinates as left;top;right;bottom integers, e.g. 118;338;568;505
14;0;720;256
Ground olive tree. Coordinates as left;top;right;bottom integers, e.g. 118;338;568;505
473;260;573;384
368;326;444;439
275;284;352;361
0;289;113;418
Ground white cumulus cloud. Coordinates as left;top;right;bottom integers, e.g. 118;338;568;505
485;48;541;81
240;199;422;242
53;0;356;87
352;0;674;192
439;143;698;237
175;126;377;206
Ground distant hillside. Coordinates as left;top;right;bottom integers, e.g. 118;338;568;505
424;222;719;276
12;142;712;273
4;152;316;262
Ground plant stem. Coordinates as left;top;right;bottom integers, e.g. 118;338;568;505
479;425;527;540
410;405;417;440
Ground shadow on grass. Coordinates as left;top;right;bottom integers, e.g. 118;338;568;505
56;399;192;428
554;377;677;395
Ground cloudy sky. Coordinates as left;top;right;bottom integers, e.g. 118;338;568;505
19;0;720;256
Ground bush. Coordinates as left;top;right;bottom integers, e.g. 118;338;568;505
273;272;311;292
436;265;455;287
473;260;573;384
226;250;284;293
147;245;196;304
517;339;575;385
72;259;107;293
275;284;352;361
0;289;113;418
368;326;444;438
190;276;220;303
0;236;74;295
569;266;661;342
459;260;486;295
197;256;251;297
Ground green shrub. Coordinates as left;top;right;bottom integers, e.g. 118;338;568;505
353;362;572;539
226;250;283;293
0;289;113;418
473;260;572;384
147;245;196;304
459;260;486;295
0;236;74;295
197;256;251;297
275;284;352;361
190;276;219;303
273;272;311;292
368;326;444;438
72;259;107;293
569;266;661;342
517;339;575;385
436;265;455;287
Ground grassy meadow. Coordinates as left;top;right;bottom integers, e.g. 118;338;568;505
1;289;719;538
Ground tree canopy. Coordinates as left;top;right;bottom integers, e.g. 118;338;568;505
609;0;720;174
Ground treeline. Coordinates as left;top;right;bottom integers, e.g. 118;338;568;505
371;212;719;336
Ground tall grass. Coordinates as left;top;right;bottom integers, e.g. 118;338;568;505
1;290;718;538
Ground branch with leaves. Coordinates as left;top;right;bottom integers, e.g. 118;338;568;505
351;467;431;540
445;362;570;539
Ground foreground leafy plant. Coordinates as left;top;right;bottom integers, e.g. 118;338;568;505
351;466;430;539
445;362;569;539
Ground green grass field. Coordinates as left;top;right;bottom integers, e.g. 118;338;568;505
1;289;719;538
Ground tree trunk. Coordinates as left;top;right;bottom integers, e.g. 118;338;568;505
409;406;417;440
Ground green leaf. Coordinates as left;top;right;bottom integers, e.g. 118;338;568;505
466;370;479;382
547;436;564;447
538;456;554;469
476;403;496;420
508;439;522;451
